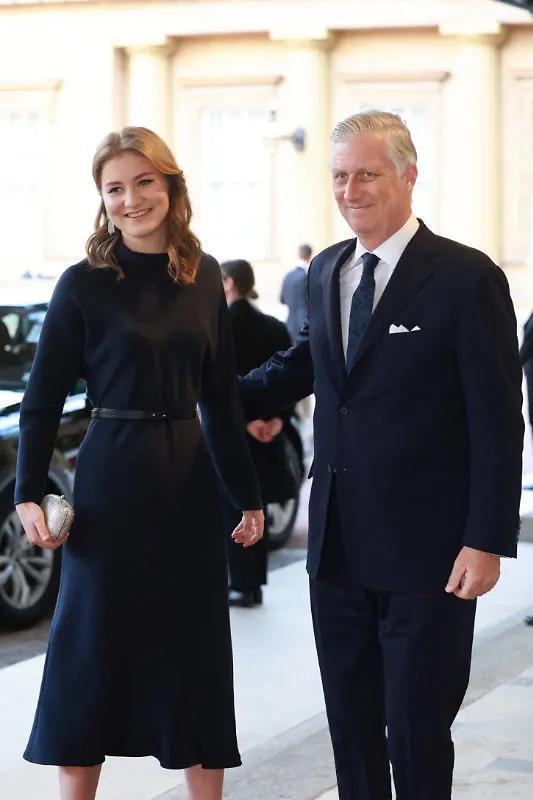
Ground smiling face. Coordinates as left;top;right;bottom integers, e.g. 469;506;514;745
101;151;170;253
331;132;417;251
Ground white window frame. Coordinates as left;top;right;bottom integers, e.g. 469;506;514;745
175;83;278;262
502;75;533;266
0;84;59;270
332;74;446;243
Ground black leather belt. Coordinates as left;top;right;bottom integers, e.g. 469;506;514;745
91;408;196;421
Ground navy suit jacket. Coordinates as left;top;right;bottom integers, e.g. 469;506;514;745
281;266;308;341
240;222;524;591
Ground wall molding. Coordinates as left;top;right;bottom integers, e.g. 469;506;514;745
338;71;450;84
0;81;62;92
178;75;283;88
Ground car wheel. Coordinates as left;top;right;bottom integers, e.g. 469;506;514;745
0;496;60;628
267;437;304;551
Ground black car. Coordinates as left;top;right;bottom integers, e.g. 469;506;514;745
0;292;90;628
0;293;304;628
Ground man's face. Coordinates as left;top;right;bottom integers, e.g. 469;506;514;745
331;132;417;249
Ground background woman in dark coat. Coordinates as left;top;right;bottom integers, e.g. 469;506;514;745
15;127;263;800
520;311;533;431
221;259;294;607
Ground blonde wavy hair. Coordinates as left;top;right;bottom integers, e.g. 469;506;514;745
86;127;201;283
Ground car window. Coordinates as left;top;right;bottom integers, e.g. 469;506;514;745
24;310;46;343
0;305;86;397
1;312;20;340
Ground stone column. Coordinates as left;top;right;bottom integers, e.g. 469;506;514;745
270;31;333;260
125;45;172;140
439;27;505;261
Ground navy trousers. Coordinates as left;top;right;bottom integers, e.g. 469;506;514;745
310;486;476;800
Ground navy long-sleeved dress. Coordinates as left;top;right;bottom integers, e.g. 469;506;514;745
14;243;261;768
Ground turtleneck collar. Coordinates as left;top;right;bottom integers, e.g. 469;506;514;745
228;297;249;308
116;241;170;276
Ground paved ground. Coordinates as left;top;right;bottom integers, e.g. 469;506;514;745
0;616;52;671
0;482;311;670
2;478;533;799
315;657;533;800
0;547;309;670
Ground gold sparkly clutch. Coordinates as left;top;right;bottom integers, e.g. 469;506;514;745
41;494;75;541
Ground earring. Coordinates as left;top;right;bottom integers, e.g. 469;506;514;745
107;218;115;235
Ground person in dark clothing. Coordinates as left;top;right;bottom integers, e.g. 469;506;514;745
519;313;533;626
0;319;11;367
280;243;312;341
237;111;523;800
14;127;263;800
221;259;294;607
520;311;533;429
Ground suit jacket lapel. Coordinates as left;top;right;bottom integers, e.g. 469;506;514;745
323;238;357;384
344;223;437;379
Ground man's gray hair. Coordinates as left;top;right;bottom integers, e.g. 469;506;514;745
330;110;417;174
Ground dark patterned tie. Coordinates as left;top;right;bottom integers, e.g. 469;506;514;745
345;252;380;373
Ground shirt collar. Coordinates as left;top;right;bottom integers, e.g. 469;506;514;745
353;214;420;270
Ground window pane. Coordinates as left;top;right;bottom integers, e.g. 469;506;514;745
198;107;272;261
359;101;438;228
0;101;47;266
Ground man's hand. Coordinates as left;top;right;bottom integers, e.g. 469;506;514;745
231;509;265;548
445;546;500;599
246;417;283;443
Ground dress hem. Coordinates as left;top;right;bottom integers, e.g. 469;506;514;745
23;751;242;770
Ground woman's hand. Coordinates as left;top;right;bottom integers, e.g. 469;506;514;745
231;509;264;548
15;502;68;550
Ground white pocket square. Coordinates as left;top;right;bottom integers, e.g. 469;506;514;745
389;324;422;334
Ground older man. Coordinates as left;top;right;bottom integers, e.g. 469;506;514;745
237;111;523;799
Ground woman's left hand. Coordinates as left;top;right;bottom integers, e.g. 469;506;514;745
231;509;264;548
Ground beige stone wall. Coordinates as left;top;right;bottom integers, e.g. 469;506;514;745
168;33;332;298
0;0;532;312
500;28;533;313
0;4;122;273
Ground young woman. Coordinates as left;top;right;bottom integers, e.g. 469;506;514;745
15;127;263;800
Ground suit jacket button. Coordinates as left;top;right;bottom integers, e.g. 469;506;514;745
339;405;349;415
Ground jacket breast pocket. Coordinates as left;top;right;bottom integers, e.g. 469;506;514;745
381;328;428;367
386;330;422;342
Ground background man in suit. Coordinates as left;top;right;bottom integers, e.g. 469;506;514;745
235;111;523;799
281;243;313;342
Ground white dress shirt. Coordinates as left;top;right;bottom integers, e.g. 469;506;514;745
339;214;420;358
